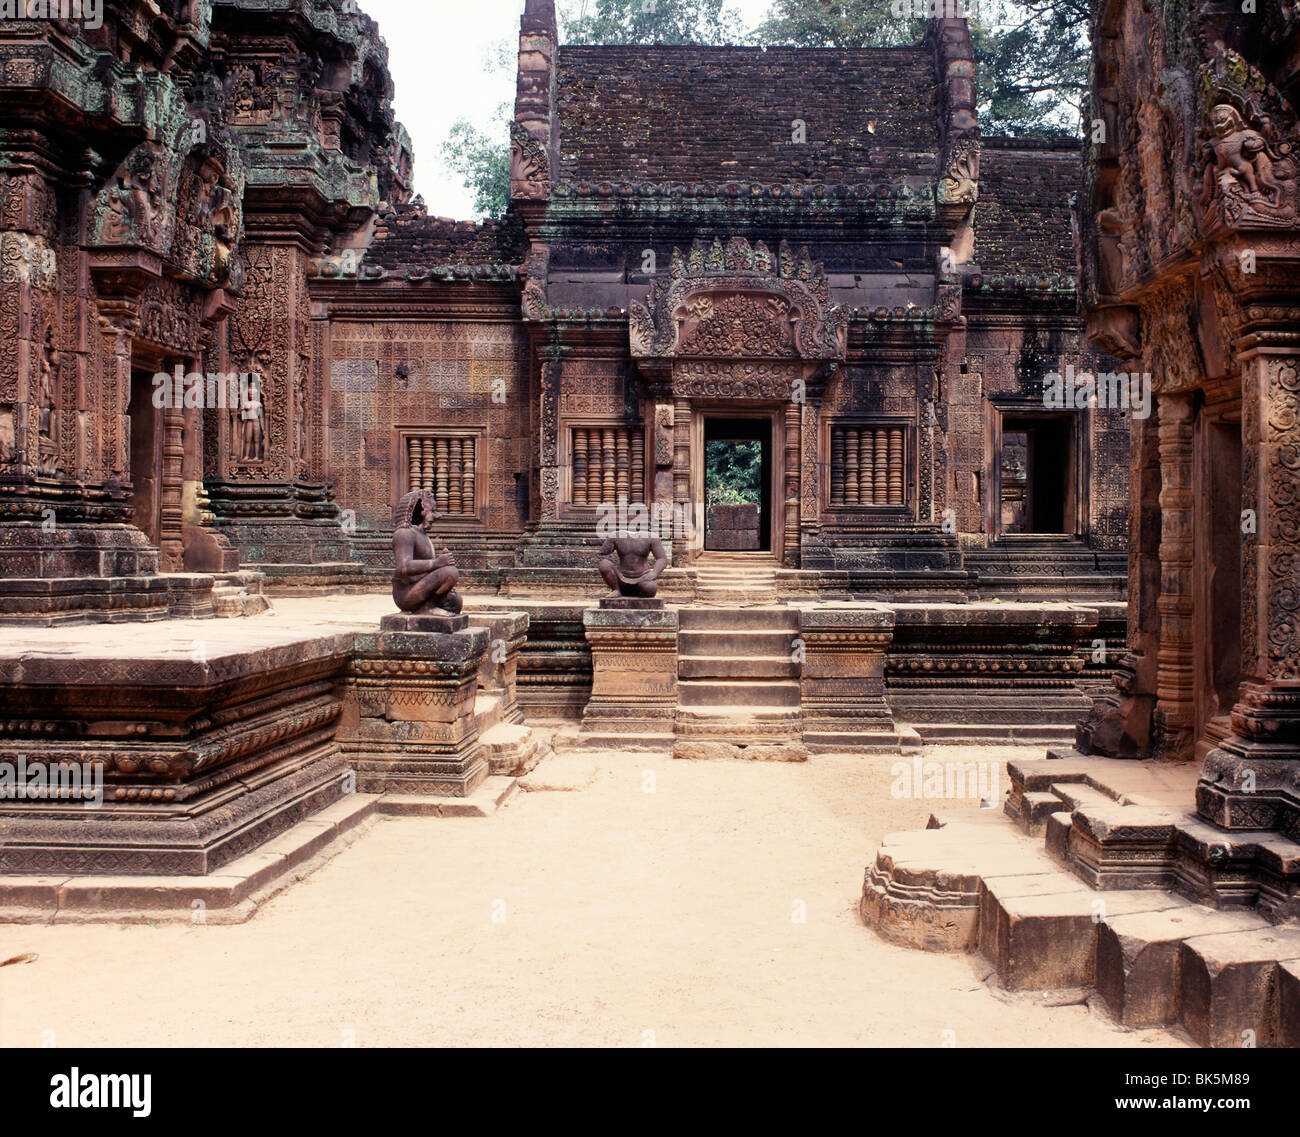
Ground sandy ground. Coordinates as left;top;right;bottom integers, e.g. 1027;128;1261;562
0;746;1186;1048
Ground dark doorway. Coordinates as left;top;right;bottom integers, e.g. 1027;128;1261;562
129;369;163;547
1196;416;1243;728
704;418;771;553
1000;416;1073;535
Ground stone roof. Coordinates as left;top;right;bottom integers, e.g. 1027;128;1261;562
974;138;1082;277
365;204;528;271
555;46;941;187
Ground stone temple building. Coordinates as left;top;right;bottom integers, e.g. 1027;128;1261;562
0;0;1131;739
0;0;1294;1044
0;0;1126;599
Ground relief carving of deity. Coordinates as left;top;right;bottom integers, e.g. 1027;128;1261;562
1201;103;1286;208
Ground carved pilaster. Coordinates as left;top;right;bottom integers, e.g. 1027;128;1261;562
784;401;801;568
1077;406;1161;757
1197;342;1300;834
160;404;185;571
1153;393;1196;759
538;353;561;524
673;395;691;566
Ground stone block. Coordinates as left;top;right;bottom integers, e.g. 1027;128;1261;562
985;887;1188;990
1096;907;1269;1028
1278;960;1300;1049
380;611;471;634
1177;926;1300;1048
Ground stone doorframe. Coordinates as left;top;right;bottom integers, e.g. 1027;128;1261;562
688;402;786;566
628;237;848;569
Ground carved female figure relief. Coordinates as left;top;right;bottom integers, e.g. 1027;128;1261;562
36;326;58;446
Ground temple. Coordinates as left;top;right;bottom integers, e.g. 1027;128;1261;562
0;0;1296;1047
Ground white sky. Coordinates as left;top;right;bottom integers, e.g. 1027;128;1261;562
358;0;777;220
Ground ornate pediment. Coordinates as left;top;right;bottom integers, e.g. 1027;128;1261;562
88;91;246;291
629;238;846;362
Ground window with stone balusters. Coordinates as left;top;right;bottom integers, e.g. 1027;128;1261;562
828;423;909;508
568;425;647;507
401;431;482;519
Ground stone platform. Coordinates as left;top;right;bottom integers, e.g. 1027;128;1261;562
461;592;1118;747
861;751;1300;1047
0;596;543;910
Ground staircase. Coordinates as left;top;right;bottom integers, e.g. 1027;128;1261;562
862;750;1300;1047
675;604;805;758
693;556;779;605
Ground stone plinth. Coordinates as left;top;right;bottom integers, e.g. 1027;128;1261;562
0;632;356;876
579;606;679;748
599;596;664;610
886;602;1097;744
380;612;470;634
799;605;898;751
339;622;491;796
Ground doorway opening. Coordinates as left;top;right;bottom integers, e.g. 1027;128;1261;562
1195;414;1243;738
999;415;1075;535
704;418;772;553
128;368;163;547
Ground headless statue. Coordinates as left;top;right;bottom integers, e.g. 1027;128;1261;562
392;489;463;615
598;534;667;599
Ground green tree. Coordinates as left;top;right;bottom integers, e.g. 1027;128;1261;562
706;440;763;505
562;0;747;45
439;105;511;220
754;0;1087;136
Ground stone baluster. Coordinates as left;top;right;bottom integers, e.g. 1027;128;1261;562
615;428;629;502
844;429;859;505
830;428;844;506
448;438;463;513
435;437;449;512
888;428;904;505
573;428;588;505
462;437;475;514
860;428;875;505
630;430;645;504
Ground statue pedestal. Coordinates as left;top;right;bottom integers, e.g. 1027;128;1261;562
339;619;490;796
380;612;470;634
799;605;900;752
579;605;678;749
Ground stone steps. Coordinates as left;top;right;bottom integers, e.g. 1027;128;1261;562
678;628;796;655
675;601;804;740
678;679;801;707
863;751;1300;1046
693;563;779;604
678;654;797;680
473;693;546;777
676;705;803;744
679;607;799;632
